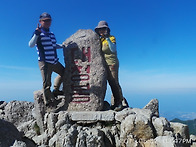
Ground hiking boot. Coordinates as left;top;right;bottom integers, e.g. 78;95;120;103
53;89;64;97
45;101;58;112
111;104;125;111
43;88;55;105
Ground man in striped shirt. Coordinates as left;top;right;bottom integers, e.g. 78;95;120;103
29;12;64;106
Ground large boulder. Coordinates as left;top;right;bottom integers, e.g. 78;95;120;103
120;108;155;144
33;90;46;134
143;98;159;117
170;122;190;139
0;119;22;147
4;100;34;127
63;29;107;111
152;117;172;136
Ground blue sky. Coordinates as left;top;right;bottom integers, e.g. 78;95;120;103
0;0;196;120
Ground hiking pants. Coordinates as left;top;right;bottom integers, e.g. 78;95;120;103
38;61;64;104
106;62;123;106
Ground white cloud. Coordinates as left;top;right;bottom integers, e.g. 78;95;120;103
179;112;196;120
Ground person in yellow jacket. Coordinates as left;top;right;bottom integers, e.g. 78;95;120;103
95;21;124;111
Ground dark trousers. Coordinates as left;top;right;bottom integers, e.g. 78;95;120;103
106;63;123;106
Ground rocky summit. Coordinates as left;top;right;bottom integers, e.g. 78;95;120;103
0;30;196;147
0;99;196;147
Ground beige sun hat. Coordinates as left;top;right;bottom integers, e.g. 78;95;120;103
95;20;110;34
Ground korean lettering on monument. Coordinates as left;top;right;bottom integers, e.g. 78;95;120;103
70;46;91;103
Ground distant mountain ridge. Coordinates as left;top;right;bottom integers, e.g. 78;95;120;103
171;118;196;135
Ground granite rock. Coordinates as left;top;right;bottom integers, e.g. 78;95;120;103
63;29;107;111
1;98;194;147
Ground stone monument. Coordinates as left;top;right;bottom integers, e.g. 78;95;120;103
63;29;107;111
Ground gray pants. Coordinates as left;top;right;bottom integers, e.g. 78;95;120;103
38;61;64;105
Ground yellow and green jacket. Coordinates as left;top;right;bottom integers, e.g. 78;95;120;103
101;35;119;65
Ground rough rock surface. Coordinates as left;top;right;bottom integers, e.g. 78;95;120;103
190;135;196;147
143;99;159;117
33;90;47;134
0;116;36;147
0;119;22;147
1;99;195;147
4;100;34;127
63;29;107;111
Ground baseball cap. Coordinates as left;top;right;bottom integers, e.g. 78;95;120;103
39;12;51;20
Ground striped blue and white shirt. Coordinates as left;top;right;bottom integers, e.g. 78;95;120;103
29;28;59;64
37;28;58;64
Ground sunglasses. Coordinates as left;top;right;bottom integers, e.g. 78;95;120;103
42;19;52;22
99;27;107;30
